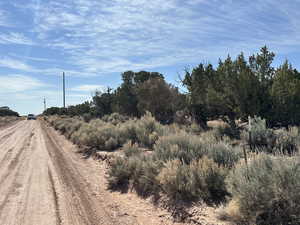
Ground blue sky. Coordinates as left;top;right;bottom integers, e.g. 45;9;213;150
0;0;300;115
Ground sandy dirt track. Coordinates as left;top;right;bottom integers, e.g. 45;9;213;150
0;120;144;225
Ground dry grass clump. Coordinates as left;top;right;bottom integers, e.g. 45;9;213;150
153;132;208;164
71;119;122;151
0;116;20;127
157;157;228;203
50;117;84;139
173;122;203;135
107;154;162;197
242;116;300;155
154;132;242;168
123;141;141;157
107;156;135;189
213;125;240;140
101;112;129;125
133;112;168;148
226;155;300;225
114;112;170;149
274;127;300;155
242;116;276;151
132;158;162;196
207;142;242;168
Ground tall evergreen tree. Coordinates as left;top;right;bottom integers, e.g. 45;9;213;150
271;61;300;126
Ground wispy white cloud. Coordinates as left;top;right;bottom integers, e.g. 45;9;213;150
0;32;35;45
0;57;33;71
71;84;105;92
0;74;45;93
23;0;300;75
0;9;10;27
0;56;91;77
9;54;55;62
3;0;300;77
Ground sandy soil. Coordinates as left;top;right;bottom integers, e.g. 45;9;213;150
0;120;230;225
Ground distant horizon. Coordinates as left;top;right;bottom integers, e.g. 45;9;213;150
1;0;300;115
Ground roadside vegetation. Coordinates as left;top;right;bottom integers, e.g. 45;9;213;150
46;113;300;225
44;47;300;225
0;107;19;117
0;116;20;127
0;107;20;127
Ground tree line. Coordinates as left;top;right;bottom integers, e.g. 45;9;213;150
0;107;19;117
44;46;300;128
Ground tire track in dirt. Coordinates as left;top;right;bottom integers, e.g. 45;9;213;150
0;121;57;225
0;122;34;185
0;120;25;137
0;122;36;223
0;121;26;146
0;120;126;225
42;122;121;225
48;167;63;225
0;124;34;187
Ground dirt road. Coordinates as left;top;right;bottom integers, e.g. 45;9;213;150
0;120;157;225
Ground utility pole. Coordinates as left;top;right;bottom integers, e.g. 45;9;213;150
63;72;66;108
44;98;46;111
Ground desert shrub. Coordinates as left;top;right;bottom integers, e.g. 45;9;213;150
243;117;300;155
157;160;192;201
173;109;192;125
157;157;228;203
243;116;276;151
199;129;227;144
274;127;300;155
214;125;240;139
107;156;136;189
0;116;20;126
131;157;163;196
108;154;161;196
71;119;124;151
105;137;119;150
207;142;242;168
123;141;141;157
55;118;84;139
104;113;169;150
53;119;67;132
89;118;107;127
82;113;93;122
153;132;208;164
180;122;203;135
134;112;168;148
102;112;129;125
226;155;300;225
118;119;139;144
47;116;59;126
154;132;240;168
66;120;84;139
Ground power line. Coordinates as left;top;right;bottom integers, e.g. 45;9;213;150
44;98;46;111
63;72;65;108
